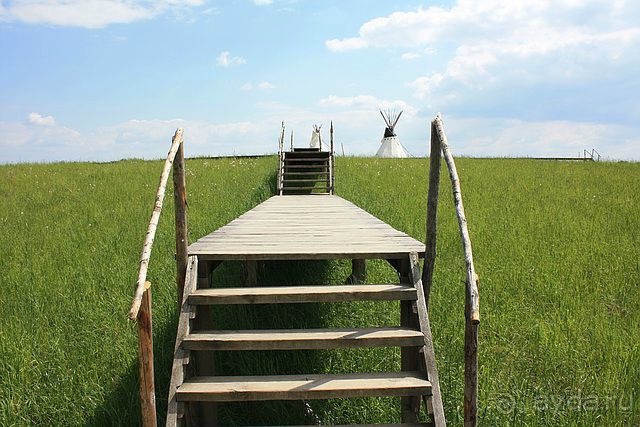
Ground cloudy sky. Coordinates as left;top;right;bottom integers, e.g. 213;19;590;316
1;0;639;163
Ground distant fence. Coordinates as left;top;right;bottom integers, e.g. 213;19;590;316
533;148;601;162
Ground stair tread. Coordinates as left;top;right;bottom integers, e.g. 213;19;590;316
284;172;330;175
274;425;429;427
282;178;329;182
183;327;424;350
176;371;431;402
284;164;329;169
189;284;417;305
285;158;330;162
282;186;330;190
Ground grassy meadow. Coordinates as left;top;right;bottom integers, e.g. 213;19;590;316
0;156;638;426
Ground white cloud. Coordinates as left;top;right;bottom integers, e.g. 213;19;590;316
401;52;420;60
0;0;205;29
28;112;56;126
317;95;417;116
2;107;639;162
443;116;640;161
241;81;275;91
253;0;273;5
257;81;275;90
326;1;640;128
216;51;246;67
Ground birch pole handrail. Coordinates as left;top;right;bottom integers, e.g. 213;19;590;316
431;114;479;427
129;128;184;320
432;115;480;323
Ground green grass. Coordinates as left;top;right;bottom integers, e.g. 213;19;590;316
0;156;638;426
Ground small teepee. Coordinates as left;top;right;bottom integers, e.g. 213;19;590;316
309;124;322;150
376;110;409;158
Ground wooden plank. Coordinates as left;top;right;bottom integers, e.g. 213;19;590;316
408;252;446;427
189;284;417;305
182;327;424;351
176;372;431;402
191;251;424;261
166;256;198;427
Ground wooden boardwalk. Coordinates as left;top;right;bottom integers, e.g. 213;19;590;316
188;195;425;260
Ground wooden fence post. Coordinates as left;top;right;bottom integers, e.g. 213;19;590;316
137;283;157;427
422;120;442;308
432;114;480;427
173;139;188;307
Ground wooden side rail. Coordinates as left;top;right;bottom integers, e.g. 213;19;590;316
424;115;480;427
330;121;335;195
128;128;189;426
278;122;285;195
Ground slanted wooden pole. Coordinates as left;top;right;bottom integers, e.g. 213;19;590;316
129;128;184;320
432;114;479;427
128;128;184;427
173;138;188;308
422;120;441;308
137;283;157;427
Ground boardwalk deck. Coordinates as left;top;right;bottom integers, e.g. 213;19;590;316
188;195;425;260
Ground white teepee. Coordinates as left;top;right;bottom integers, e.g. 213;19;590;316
376;110;409;158
309;124;322;149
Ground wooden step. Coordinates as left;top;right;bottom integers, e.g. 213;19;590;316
189;284;417;305
176;371;431;402
282;186;330;190
284;157;329;163
182;327;424;350
286;151;330;158
282;178;329;182
292;147;322;152
284;165;329;169
284;171;330;176
278;425;429;427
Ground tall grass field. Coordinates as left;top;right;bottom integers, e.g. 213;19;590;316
0;156;638;426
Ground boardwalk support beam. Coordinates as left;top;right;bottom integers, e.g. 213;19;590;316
350;259;367;284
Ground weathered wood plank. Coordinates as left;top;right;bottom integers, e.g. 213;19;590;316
166;256;198;427
176;372;431;402
182;327;424;350
189;284;417;305
408;252;446;427
187;195;425;259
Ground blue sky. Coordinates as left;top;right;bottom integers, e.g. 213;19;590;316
1;0;639;163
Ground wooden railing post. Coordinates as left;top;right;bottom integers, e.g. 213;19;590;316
173;140;188;307
422;119;441;308
432;114;480;427
137;283;157;427
129;128;185;427
330;121;335;194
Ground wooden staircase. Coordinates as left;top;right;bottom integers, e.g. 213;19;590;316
278;147;334;195
167;254;444;426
